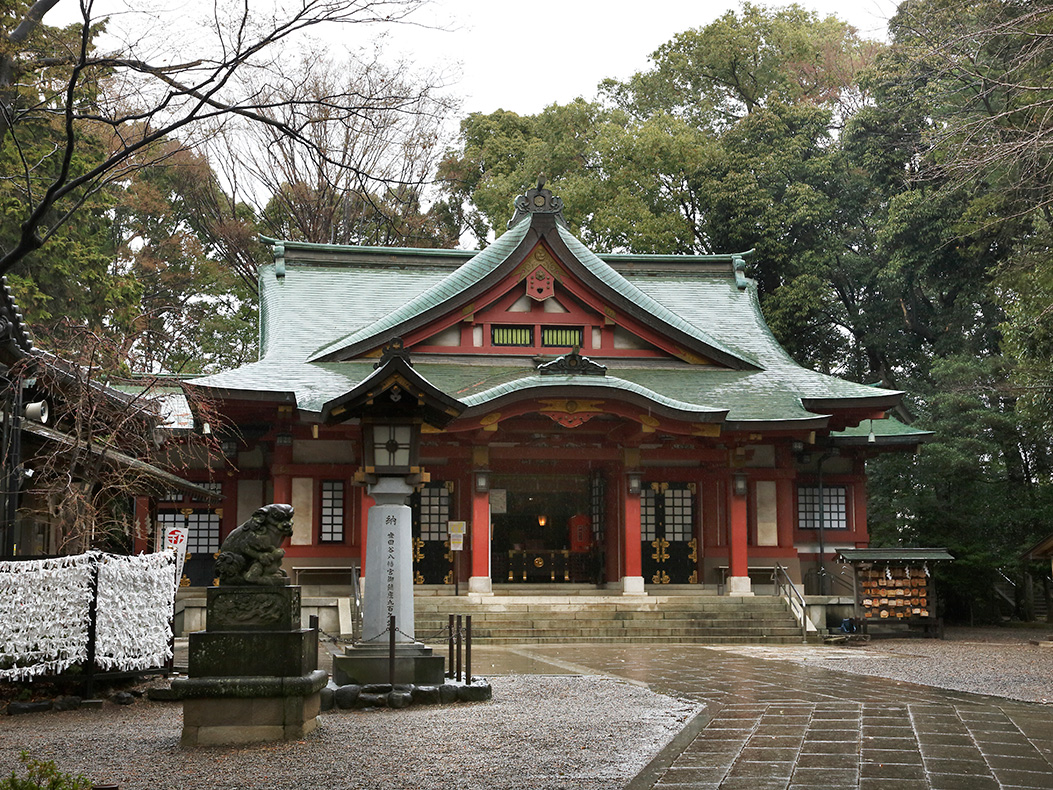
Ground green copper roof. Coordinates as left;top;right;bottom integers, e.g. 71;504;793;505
188;189;912;433
306;220;532;362
832;416;934;445
554;225;755;368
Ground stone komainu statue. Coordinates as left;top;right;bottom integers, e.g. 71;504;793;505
214;503;295;586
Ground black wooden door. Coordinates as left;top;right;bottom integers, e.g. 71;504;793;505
411;482;454;584
640;482;697;585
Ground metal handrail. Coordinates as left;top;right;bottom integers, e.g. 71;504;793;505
773;563;810;644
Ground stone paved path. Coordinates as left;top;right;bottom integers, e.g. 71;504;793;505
515;645;1053;790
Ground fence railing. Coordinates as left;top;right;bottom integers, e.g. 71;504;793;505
772;563;811;644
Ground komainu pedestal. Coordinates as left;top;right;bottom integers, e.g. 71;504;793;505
174;586;327;746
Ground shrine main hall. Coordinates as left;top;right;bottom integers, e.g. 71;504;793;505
166;182;927;598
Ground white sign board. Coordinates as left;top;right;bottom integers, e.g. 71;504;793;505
448;521;466;551
164;524;188;593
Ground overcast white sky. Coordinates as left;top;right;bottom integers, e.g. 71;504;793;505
393;0;901;115
48;0;901;117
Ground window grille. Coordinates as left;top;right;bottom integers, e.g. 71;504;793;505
664;488;693;540
418;485;450;541
158;510;220;554
641;489;658;541
797;485;848;529
320;480;345;542
492;326;533;346
541;327;583;347
589;474;606;543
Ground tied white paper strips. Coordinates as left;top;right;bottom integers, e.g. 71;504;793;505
0;550;176;680
95;551;176;671
0;553;94;681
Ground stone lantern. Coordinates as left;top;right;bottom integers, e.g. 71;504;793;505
321;339;462;685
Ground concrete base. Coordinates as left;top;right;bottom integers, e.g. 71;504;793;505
468;576;493;595
181;691;321;746
332;642;446;686
727;575;755;597
178;585;327;746
620;576;647;596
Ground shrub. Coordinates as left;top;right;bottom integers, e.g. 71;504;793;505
0;753;92;790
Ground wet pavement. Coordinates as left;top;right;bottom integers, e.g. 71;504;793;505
173;638;1053;788
502;644;1053;790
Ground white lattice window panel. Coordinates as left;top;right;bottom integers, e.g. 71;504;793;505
418;485;450;540
797;485;848;530
320;480;345;542
664;488;694;541
641;489;658;541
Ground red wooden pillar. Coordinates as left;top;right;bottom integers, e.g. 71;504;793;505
853;474;869;547
727;474;752;595
357;487;373;577
621;470;644;595
605;468;621;585
469;485;491;594
271;440;293;505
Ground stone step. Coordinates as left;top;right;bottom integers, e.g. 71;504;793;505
416;610;794;622
421;634;810;645
413;600;792;613
459;626;806;638
412;594;810;644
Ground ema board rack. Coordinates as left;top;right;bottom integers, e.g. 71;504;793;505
859;566;931;620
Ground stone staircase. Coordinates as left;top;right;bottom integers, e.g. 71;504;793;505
414;590;814;645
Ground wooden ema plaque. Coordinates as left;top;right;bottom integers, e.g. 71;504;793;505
859;567;931;620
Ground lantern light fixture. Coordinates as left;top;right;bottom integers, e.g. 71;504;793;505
363;420;420;477
627;472;642;495
733;473;748;498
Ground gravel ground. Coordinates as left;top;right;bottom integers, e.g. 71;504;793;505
707;625;1053;704
0;676;699;790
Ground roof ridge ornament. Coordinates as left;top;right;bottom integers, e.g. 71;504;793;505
537;347;607;376
374;337;412;369
508;173;566;229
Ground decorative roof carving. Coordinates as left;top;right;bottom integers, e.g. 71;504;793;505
508;173;566;229
374;337;413;369
537;349;607;376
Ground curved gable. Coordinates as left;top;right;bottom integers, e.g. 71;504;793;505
306;187;758;370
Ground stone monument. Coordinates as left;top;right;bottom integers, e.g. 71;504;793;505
322;341;454;688
174;504;328;746
331;477;445;686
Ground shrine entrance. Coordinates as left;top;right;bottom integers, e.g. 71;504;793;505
641;482;698;585
489;474;602;583
411;481;454;585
